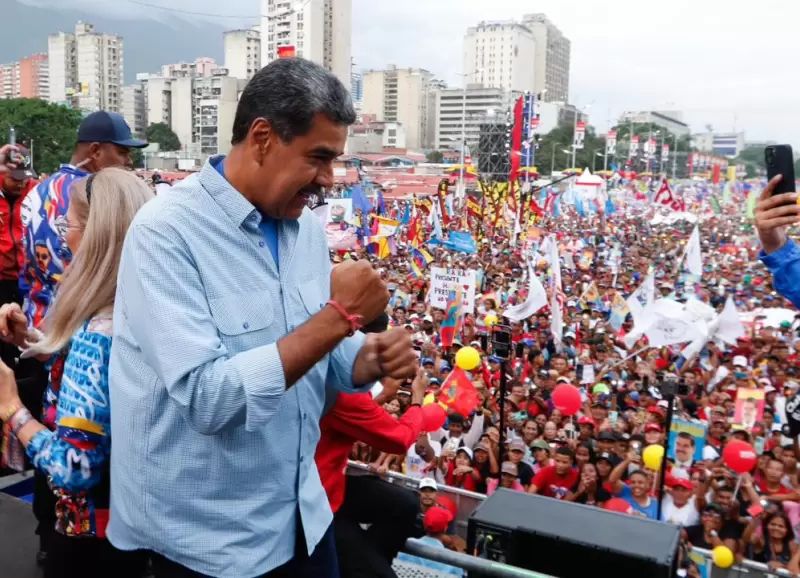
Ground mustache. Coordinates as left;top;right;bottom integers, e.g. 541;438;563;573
300;185;327;210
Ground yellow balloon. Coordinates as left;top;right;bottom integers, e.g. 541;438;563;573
484;314;499;327
712;545;734;569
642;444;665;471
455;346;481;371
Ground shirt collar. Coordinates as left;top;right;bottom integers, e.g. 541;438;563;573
199;155;259;226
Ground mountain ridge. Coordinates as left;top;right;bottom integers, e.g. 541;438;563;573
4;0;230;83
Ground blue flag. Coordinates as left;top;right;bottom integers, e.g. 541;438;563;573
351;184;372;236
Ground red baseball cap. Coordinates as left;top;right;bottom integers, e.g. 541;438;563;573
672;478;693;490
424;507;454;534
645;423;663;433
578;416;596;427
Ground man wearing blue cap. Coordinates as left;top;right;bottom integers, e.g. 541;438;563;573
0;110;146;566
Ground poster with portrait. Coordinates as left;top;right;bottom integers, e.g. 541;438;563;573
668;418;706;465
734;388;765;432
327;198;353;224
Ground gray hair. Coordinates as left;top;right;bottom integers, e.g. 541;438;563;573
231;58;356;145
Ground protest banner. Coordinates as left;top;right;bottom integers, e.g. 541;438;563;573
428;267;477;314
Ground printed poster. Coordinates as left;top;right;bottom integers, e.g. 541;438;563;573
328;198;353;224
734;388;765;432
668;418;706;464
428;267;476;314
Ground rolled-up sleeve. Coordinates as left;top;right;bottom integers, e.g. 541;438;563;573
120;222;286;435
760;239;800;309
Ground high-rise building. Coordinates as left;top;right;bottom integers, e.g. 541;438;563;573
434;85;509;151
162;57;218;79
361;66;436;150
260;0;352;90
18;54;49;100
463;21;536;94
121;83;146;138
47;31;75;106
128;65;244;157
0;63;20;99
522;14;571;103
350;71;363;112
48;22;123;112
224;26;261;81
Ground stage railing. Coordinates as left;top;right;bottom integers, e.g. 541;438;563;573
347;461;795;578
692;546;793;578
347;461;485;538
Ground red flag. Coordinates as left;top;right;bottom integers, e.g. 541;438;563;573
438;367;479;417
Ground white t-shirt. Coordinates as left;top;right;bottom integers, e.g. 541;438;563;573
405;438;442;480
660;494;699;526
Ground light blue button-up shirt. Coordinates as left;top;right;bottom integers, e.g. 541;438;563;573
107;157;368;577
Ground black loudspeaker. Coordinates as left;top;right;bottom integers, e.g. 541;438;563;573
467;489;681;578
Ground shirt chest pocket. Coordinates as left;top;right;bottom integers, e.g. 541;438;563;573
208;293;278;351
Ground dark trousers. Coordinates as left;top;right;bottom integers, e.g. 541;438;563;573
334;474;419;578
151;518;339;578
18;358;57;550
45;531;147;578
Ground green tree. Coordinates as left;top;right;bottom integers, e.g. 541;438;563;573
146;122;181;152
537;121;607;173
130;148;144;169
426;150;444;163
0;99;83;173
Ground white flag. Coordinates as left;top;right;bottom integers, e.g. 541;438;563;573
504;265;547;322
682;226;702;276
626;273;655;326
550;292;563;344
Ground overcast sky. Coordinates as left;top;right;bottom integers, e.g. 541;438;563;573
21;0;799;146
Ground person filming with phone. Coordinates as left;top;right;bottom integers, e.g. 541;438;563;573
756;145;800;308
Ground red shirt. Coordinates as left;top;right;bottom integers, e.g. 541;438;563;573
315;392;423;513
444;460;481;492
757;478;792;497
0;180;36;281
532;465;580;500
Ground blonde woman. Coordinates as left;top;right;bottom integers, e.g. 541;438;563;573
0;168;153;578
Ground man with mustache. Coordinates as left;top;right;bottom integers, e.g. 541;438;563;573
108;58;417;578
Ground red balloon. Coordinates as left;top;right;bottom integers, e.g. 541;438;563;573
604;498;633;515
723;440;758;474
421;403;447;432
435;495;458;518
551;384;582;416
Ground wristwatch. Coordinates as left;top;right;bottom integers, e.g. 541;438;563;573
709;530;718;538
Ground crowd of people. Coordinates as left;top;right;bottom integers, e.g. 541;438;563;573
0;55;800;578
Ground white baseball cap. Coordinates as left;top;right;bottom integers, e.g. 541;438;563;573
733;355;749;368
418;477;438;491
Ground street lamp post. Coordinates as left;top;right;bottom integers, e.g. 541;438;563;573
672;134;678;180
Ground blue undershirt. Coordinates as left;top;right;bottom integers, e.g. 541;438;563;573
213;157;279;269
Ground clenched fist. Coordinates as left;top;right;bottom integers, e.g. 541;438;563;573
354;327;418;384
331;260;389;325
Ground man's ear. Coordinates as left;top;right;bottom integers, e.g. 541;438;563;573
248;118;274;165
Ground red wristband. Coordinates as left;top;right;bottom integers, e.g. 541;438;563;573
326;300;363;336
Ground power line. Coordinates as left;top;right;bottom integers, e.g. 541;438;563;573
126;0;314;21
126;0;259;19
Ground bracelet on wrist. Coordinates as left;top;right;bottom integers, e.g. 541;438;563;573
407;402;422;410
326;300;364;336
3;404;21;423
9;407;33;436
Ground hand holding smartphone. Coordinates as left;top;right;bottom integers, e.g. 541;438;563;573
765;145;796;196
